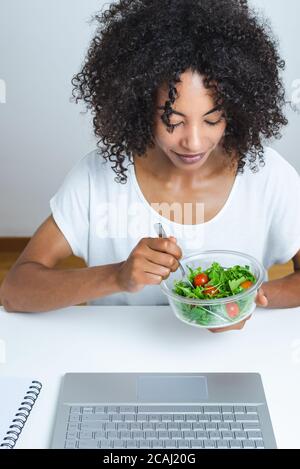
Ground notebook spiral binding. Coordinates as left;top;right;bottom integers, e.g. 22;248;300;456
0;380;42;449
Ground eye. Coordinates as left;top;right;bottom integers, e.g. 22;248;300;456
169;122;183;129
205;119;223;126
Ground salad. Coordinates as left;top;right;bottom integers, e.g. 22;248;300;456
172;262;257;326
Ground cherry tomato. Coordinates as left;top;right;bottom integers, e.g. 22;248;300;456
203;286;219;296
193;273;209;287
225;302;240;318
241;280;253;289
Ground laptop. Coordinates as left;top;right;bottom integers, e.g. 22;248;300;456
50;372;277;449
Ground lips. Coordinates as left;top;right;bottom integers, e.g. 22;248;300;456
175;152;206;158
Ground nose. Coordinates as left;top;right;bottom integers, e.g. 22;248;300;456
181;123;206;153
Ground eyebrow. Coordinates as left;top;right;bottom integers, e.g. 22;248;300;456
157;104;223;117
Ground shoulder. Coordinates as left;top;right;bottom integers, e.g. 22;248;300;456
242;146;299;183
261;146;299;179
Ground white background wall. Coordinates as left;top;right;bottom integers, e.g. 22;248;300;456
0;0;299;236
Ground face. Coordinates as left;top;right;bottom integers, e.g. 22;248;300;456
152;69;227;171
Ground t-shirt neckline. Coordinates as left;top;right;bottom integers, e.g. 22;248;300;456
129;160;241;227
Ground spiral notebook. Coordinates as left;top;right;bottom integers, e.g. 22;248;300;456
0;378;42;449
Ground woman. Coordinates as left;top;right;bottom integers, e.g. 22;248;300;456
1;0;300;333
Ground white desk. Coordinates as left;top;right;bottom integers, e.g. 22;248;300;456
0;305;300;449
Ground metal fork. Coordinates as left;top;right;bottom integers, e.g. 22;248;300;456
153;222;195;289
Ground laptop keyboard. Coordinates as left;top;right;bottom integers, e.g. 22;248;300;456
64;405;265;449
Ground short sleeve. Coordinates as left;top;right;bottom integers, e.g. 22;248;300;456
267;153;300;266
49;155;90;261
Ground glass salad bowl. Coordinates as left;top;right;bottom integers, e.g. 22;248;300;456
160;250;266;330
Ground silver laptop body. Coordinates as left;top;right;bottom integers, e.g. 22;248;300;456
51;372;277;449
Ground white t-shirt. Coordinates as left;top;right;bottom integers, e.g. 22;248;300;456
50;146;300;306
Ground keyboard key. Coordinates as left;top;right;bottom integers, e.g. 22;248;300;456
177;440;190;448
161;414;173;422
99;441;111;449
69;415;81;422
243;440;256;449
132;431;144;440
165;440;177;448
119;431;131;439
113;440;126;448
254;440;265;449
218;422;230;431
111;414;123;422
222;406;234;414
105;423;117;431
247;430;263;440
68;423;80;430
242;423;261;431
70;406;81;414
120;406;136;413
65;441;77;449
222;431;234;440
95;406;105;413
136;414;148;422
234;406;245;414
196;431;208;439
143;423;155;431
167;422;180;430
204;440;216;448
107;431;119;439
223;414;235;422
139;441;151;449
152;440;164;449
204;406;220;414
209;431;221;440
234;431;247;440
235;414;259;423
173;414;185;422
230;423;243;431
246;406;259;414
148;414;161;422
107;406;118;413
145;431;157;440
180;422;192;430
78;440;99;448
158;431;169;440
186;414;198;422
190;439;203;448
78;431;93;439
124;414;136;422
170;431;182;440
126;440;138;448
210;414;222;422
82;407;94;413
217;440;229;449
192;423;205;431
94;431;106;439
198;415;210;422
82;414;108;421
81;422;105;430
182;431;195;440
66;431;78;439
205;423;218;431
117;423;129;431
230;440;242;449
155;423;167;431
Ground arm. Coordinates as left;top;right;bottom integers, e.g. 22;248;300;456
257;250;300;309
0;215;123;313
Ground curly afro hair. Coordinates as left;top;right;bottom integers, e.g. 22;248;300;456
71;0;288;184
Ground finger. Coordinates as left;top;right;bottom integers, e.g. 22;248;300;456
144;246;180;272
147;237;183;260
142;259;172;278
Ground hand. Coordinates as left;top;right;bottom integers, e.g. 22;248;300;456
209;287;268;333
208;315;252;333
255;287;268;307
116;236;182;293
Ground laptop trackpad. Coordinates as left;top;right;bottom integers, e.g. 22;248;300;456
137;375;208;402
